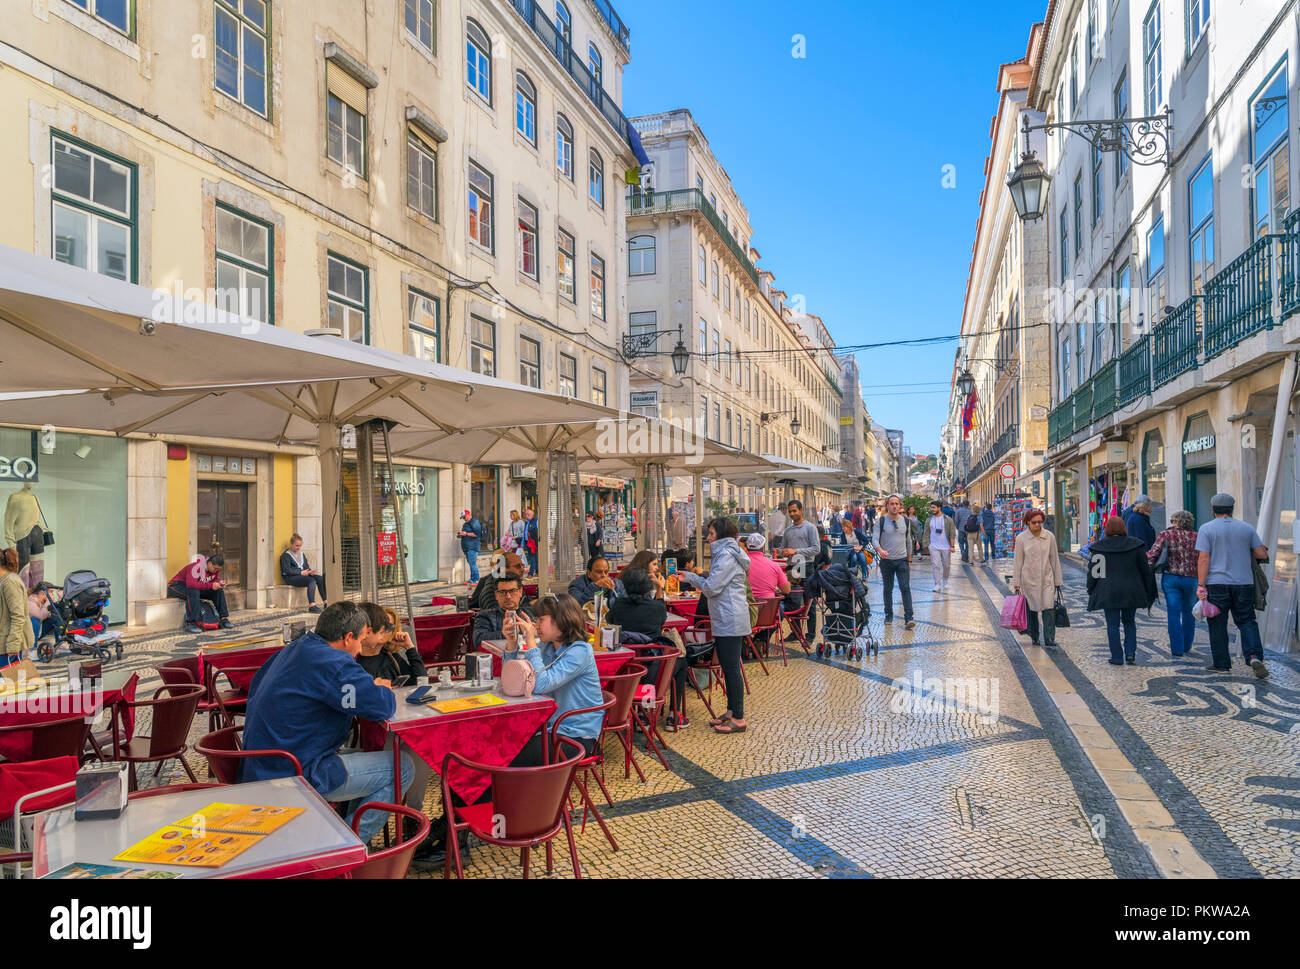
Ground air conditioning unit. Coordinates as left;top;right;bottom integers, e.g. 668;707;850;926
509;465;527;481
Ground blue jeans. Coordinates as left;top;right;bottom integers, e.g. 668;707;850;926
981;533;994;559
1206;584;1264;669
878;558;913;622
323;750;415;844
462;544;480;583
848;549;869;575
1104;607;1137;662
957;531;969;561
1161;574;1197;656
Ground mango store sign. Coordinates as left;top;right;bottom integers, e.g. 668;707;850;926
0;455;37;482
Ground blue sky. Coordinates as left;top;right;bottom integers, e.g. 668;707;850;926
617;0;1047;458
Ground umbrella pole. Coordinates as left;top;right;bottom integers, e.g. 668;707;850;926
636;461;648;552
694;471;704;568
535;449;550;596
318;422;344;606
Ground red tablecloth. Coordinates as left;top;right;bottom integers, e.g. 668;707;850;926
198;644;281;692
361;697;556;803
662;617;693;634
666;597;701;618
0;673;139;761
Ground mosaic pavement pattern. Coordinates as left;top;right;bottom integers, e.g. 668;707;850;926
42;556;1300;878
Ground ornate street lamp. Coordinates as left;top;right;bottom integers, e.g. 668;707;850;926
623;324;690;376
956;368;975;398
1006;150;1051;222
670;329;689;376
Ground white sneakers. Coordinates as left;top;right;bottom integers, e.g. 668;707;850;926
931;584;941;593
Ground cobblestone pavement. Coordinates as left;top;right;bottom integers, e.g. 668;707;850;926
50;556;1299;878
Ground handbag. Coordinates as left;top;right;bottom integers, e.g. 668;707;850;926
1152;539;1169;574
500;658;536;698
1053;590;1070;628
999;594;1028;632
1253;555;1269;611
35;496;53;547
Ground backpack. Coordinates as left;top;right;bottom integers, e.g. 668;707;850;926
195;599;222;631
964;513;982;533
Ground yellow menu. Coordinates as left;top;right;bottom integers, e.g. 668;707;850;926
181;803;305;836
114;826;263;868
430;693;508;714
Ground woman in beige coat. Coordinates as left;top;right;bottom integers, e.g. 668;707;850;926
1012;508;1063;648
1;548;35;660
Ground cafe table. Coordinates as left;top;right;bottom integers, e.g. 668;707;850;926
359;683;557;809
665;594;701;619
197;637;283;692
30;776;366;879
0;668;139;762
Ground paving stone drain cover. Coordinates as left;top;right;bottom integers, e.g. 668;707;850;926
956;788;1101;847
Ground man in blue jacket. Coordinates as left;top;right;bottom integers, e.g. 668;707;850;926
458;509;485;585
980;504;997;560
242;601;412;844
1123;496;1157;553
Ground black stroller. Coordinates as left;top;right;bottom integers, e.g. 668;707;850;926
34;570;124;664
805;560;878;662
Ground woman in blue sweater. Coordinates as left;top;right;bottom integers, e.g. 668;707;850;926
503;593;604;763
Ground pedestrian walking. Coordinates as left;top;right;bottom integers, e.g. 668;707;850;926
979;503;997;560
954;500;972;562
521;507;538;576
1086;516;1157;665
905;507;923;557
830;505;845;546
585;511;603;560
1013;508;1062;648
964;502;984;561
1147;510;1198;657
921;500;956;592
873;494;915;629
1195;493;1270;678
458;509;484;585
1124;496;1157;553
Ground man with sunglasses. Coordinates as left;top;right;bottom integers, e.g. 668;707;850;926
872;494;916;629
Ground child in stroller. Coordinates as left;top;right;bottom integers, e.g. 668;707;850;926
33;569;124;664
804;556;878;661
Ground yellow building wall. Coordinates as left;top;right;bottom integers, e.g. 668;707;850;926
165;451;191;579
272;454;295;583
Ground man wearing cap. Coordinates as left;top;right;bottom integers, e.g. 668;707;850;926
1195;493;1270;678
744;533;791;600
458;509;485;585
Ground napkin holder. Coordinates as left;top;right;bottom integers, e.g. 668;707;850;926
463;652;492;686
74;763;128;821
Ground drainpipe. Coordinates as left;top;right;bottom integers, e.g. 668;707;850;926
1257;352;1298;551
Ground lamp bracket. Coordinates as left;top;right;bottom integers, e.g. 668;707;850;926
1023;110;1172;170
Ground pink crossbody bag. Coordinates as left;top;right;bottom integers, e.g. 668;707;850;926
500;643;578;698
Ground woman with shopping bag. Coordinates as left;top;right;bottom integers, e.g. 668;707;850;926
1086;516;1157;666
1012;508;1063;648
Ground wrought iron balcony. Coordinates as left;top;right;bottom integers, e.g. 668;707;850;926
589;0;631;52
1204;235;1279;359
1281;210;1300;319
1072;380;1093;434
1117;334;1151;406
510;0;629;140
1153;295;1201;388
628;189;759;286
1091;359;1117;423
968;425;1020;482
1048;396;1073;447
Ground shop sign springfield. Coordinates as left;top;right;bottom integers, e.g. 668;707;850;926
0;454;38;482
1183;434;1216;456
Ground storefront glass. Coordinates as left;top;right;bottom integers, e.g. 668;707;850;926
341;459;439;590
1143;430;1167;531
1056;470;1079;551
1182;412;1217;527
471;466;500;549
0;428;128;623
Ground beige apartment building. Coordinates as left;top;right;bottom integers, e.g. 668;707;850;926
0;0;636;623
624;108;844;515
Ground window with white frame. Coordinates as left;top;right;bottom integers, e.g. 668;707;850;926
555;2;571;47
724;339;732;381
404;0;434;52
1116;262;1132;344
1073;174;1083;258
68;0;131;35
557;228;575;302
515;73;537;145
588;43;602;88
1251;62;1290;237
590;252;605;320
1146;217;1167;320
559;352;577;398
1091;143;1103;226
471;315;496;376
519;336;541;388
556;114;574;180
517;199;539;279
1143;3;1162;113
215;0;268;116
723;275;731;310
630;311;657;354
1187;0;1210;49
1188;156;1214;299
468;161;493;250
712;330;720;371
406;131;437;220
629;234;655;275
1086;0;1098;68
1114;72;1129;180
51;135;135;281
215;204;271;324
407;288;440;362
326;84;365;176
588;149;604;207
698;318;707;354
698;245;707;285
592;366;607;406
1092;294;1107;367
711;260;719;297
466;19;491;104
326;252;367;344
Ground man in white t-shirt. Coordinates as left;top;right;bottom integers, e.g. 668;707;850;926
922;500;956;593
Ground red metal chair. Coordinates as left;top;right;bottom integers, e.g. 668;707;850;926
746;597;786;669
3;766;77;855
347;802;430;879
440;736;587;879
206;664;257;731
116;684;205;791
548;692;618;851
85;671;140;763
412;613;473;674
781;599;813;656
194;725;303;784
682;623;721;721
0;851;31;878
0;716;92;766
600;664;648;783
156;656;201;688
625;646;682;769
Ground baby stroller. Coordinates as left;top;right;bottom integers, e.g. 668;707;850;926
806;562;878;662
34;570;124;665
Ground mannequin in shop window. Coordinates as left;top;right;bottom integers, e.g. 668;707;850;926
4;482;48;590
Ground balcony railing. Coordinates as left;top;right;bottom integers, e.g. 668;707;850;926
510;0;629;141
589;0;631;51
1073;381;1093;434
1091;359;1117;423
628;189;759;286
1048;396;1073;446
968;425;1020;482
1153;295;1201;388
1204;235;1278;359
1117;334;1151;406
1281;210;1300;319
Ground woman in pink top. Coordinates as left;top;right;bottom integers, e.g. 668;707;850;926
744;533;791;600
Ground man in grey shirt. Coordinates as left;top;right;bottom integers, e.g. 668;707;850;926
1195;492;1269;678
778;500;821;642
953;501;972;562
873;494;915;628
